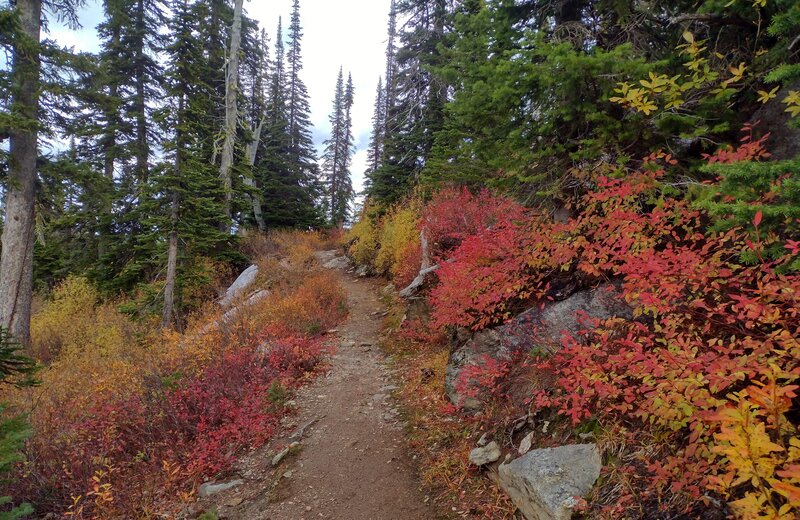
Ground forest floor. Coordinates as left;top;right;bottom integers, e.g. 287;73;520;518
193;251;436;520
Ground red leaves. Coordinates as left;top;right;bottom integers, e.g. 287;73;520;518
754;210;763;228
702;124;771;164
424;164;800;515
422;186;528;259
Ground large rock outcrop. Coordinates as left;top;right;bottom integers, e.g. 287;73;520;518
498;444;602;520
445;284;630;410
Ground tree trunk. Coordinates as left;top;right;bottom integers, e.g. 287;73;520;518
99;63;119;261
244;118;266;232
219;0;244;231
161;191;179;329
0;0;42;346
162;90;185;330
420;227;431;271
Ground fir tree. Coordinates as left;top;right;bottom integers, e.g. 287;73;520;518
0;327;37;518
0;0;87;344
383;0;398;137
258;18;294;228
154;0;232;326
285;0;321;209
259;9;322;228
367;0;452;206
365;77;385;181
322;68;356;226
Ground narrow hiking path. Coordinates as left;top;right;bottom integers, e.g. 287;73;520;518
196;251;433;520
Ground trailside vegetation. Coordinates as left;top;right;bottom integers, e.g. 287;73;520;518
347;0;800;517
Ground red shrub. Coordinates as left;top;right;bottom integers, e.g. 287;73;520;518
422;186;527;259
169;348;279;477
429;163;800;516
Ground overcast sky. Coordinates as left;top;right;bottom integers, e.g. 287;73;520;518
48;0;391;194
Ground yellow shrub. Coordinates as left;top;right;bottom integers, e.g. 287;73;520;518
347;214;380;267
270;229;334;266
30;276;134;363
374;206;420;277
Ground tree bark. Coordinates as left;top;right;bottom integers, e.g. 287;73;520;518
162;91;185;330
161;191;179;329
244;118;266;232
218;0;244;231
0;0;42;346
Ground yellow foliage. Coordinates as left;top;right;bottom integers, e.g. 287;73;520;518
347;213;380;267
374;205;421;277
711;371;800;519
30;276;134;363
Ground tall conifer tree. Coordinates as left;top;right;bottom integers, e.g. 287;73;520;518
365;77;385;180
321;68;355;225
285;0;322;221
365;0;449;206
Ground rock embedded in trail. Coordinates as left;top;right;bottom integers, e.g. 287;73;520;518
198;479;244;498
469;441;502;466
446;284;630;410
272;441;301;467
498;443;601;520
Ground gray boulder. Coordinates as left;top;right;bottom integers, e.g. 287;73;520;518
313;249;339;264
323;255;351;270
498;444;601;520
219;265;259;307
469;441;502;466
445;284;630;409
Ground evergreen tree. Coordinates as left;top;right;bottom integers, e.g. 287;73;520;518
367;0;452;206
365;77;385;181
383;0;398;136
259;11;321;228
0;327;37;519
285;0;321;214
321;68;356;226
61;0;170;296
153;0;231;327
0;0;87;344
258;18;294;228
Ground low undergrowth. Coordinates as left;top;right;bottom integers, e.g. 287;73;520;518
351;136;800;518
0;230;347;518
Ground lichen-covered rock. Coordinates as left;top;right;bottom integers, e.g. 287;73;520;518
498;444;601;520
445;284;630;409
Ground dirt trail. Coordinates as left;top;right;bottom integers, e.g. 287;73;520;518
198;252;433;520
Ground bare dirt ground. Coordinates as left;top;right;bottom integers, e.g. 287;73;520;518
195;252;434;520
